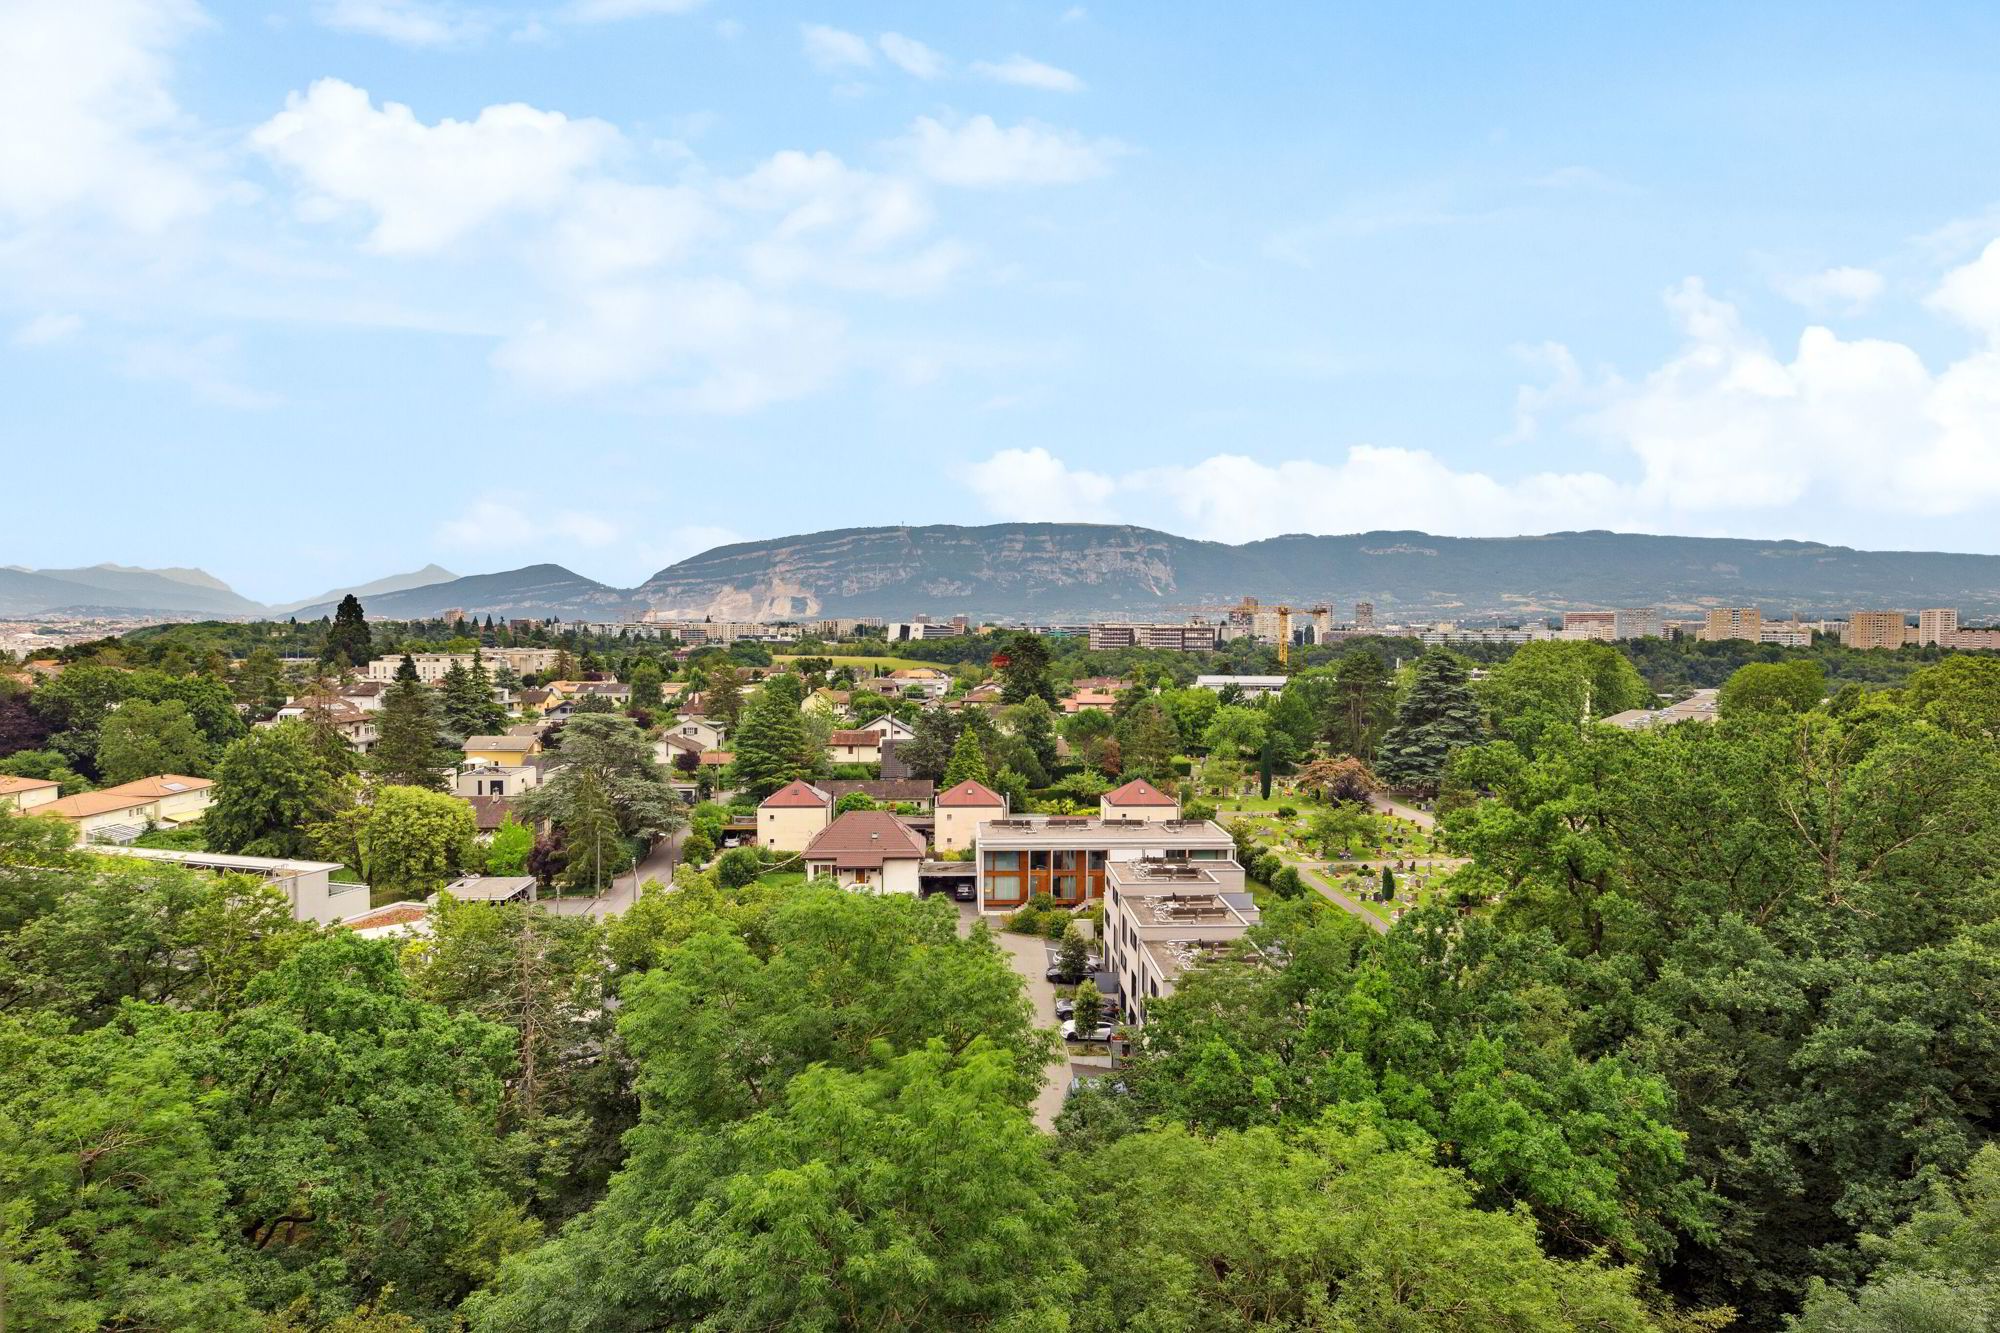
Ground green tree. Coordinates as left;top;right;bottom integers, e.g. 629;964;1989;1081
1330;648;1397;757
28;661;128;774
1119;699;1180;781
1377;650;1483;795
206;720;350;857
484;814;534;875
359;785;477;898
1718;659;1828;718
942;725;991;788
1481;639;1649;750
324;593;373;668
725;674;815;799
95;697;212;784
703;668;743;727
1069;1123;1658;1332
371;656;450;790
995;630;1057;704
716;845;763;888
441;652;505;738
627;658;664;712
1201;704;1267;758
1001;695;1061;776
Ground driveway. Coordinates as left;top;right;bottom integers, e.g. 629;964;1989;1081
961;904;1076;1132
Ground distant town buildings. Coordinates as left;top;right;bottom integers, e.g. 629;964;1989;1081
1918;608;1959;646
1086;622;1221;653
1354;601;1375;630
1844;611;1908;651
1700;608;1764;643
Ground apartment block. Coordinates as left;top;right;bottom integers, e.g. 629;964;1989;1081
1844;611;1908;651
1699;608;1763;642
1760;624;1813;648
1614;607;1662;640
1918;608;1960;646
1102;858;1260;1026
1354;601;1375;630
974;815;1236;911
1086;622;1221;653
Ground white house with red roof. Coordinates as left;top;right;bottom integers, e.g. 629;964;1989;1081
934;778;1005;853
1100;777;1179;822
802;810;927;894
757;780;832;852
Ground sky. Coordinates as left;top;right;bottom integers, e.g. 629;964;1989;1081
9;1;2000;603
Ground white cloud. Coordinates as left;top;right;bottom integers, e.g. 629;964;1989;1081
900;115;1116;188
547;180;715;280
0;0;215;231
1775;264;1886;314
963;447;1117;520
11;313;84;347
971;55;1085;93
492;278;848;411
878;33;946;79
967;249;2000;537
563;0;706;21
316;0;485;46
436;496;622;549
250;79;622;254
1927;238;2000;337
122;334;280;409
802;23;873;71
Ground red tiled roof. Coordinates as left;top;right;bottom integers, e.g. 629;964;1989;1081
802;810;926;865
1103;778;1177;807
828;729;881;746
936;779;1004;808
761;780;830;809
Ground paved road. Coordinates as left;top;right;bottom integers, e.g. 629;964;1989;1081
961;903;1077;1132
1370;792;1436;829
540;829;683;919
1281;851;1390;934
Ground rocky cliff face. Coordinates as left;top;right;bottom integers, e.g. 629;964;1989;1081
633;525;1212;619
629;524;2000;620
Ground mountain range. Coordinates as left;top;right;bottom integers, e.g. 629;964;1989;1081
16;526;2000;623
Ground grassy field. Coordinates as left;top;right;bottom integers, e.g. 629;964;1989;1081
773;653;945;672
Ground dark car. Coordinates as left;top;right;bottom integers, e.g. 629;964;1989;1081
952;882;976;902
1045;957;1101;985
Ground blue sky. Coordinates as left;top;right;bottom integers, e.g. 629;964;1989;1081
9;1;2000;603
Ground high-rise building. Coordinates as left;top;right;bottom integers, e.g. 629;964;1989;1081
1918;608;1960;646
1354;601;1375;630
1087;622;1221;653
1561;611;1617;642
1614;607;1662;640
1845;611;1908;651
1699;608;1763;642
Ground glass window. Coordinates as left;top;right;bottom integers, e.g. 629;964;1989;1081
985;851;1020;871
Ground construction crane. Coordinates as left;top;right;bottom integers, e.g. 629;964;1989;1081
1275;606;1292;668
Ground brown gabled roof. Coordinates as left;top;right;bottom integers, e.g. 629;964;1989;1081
0;775;59;796
828;729;881;746
1103;777;1177;807
39;790;160;818
802;810;927;866
98;775;214;799
461;793;515;831
659;733;704;753
761;780;831;809
464;735;538;752
699;751;733;766
937;779;1004;808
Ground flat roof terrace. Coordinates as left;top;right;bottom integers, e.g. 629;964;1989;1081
976;816;1233;847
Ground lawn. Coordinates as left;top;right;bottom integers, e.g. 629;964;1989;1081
753;869;809;891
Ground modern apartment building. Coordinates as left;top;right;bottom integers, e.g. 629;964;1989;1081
973;815;1236;911
1615;607;1662;640
1760;624;1814;648
1844;611;1908;651
1699;608;1763;642
1354;601;1375;630
1086;622;1222;652
1918;608;1960;646
1102;857;1260;1026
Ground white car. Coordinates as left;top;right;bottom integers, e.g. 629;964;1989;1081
1060;1019;1114;1043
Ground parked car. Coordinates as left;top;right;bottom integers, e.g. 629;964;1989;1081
1061;1019;1115;1043
1045;956;1101;985
952;882;975;902
1054;998;1075;1020
1065;1074;1130;1098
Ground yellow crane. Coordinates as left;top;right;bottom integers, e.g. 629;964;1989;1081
1275;606;1292;668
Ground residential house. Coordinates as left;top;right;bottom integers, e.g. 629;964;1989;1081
827;729;883;765
433;874;537;904
802;810;927;894
1601;688;1723;731
463;734;543;768
878;737;913;780
98;775;214;825
455;761;540;799
934;778;1005;853
85;845;366;924
667;715;730;751
974;813;1235;912
1102;857;1259;1026
1060;688;1120;714
1192;675;1288;698
459;793;517;836
816;779;936;811
758;780;833;852
888;668;951;700
273;698;380;753
1100;778;1179;821
35;790;166;843
955;682;1004;710
0;774;60;814
857;714;916;743
514;686;553;716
